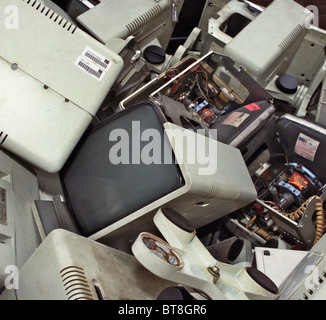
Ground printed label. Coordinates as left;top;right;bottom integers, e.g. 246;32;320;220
75;57;105;81
244;103;261;112
294;133;320;162
223;112;249;128
81;46;111;71
0;187;7;226
75;46;111;81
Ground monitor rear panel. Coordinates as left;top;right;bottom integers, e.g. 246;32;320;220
0;0;124;172
2;229;174;300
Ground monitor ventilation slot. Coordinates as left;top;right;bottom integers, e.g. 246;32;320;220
60;266;95;300
279;25;303;51
207;182;240;201
126;5;162;35
0;132;8;145
21;0;77;34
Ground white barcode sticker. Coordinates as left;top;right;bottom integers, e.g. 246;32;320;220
82;46;111;71
75;46;111;81
75;57;105;81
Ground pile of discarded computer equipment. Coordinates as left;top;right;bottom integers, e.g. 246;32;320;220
0;0;326;300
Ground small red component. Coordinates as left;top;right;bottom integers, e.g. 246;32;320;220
292;244;304;251
253;203;265;216
199;108;215;123
244;103;261;112
288;172;309;191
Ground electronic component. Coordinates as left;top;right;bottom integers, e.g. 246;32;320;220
60;101;257;252
277;114;326;185
0;229;175;300
120;52;273;136
223;0;313;87
261;162;322;211
210;100;275;149
0;151;41;292
239;159;325;250
229;112;326;250
158;60;236;126
68;0;183;49
0;0;123;173
203;0;326;120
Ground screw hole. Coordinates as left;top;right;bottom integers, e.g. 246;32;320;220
11;63;18;71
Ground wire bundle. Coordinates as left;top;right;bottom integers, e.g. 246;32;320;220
264;196;325;245
246;215;273;241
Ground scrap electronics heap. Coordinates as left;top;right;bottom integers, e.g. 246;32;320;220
0;0;326;300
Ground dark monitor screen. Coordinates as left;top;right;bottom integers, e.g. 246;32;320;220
61;102;185;236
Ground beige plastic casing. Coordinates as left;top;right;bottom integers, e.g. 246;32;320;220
0;0;124;173
90;122;257;252
0;229;174;300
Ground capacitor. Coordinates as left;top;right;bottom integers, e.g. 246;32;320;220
198;108;215;123
214;90;231;110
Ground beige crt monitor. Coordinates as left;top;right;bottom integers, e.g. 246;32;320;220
89;122;257;252
0;229;175;300
73;0;182;48
0;0;123;173
0;150;41;292
223;0;314;87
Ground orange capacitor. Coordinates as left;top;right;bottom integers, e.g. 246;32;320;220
199;108;215;123
288;172;309;191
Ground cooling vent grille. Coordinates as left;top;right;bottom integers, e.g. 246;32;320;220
21;0;77;34
60;266;95;300
207;182;240;201
279;25;303;51
0;132;8;145
126;5;162;35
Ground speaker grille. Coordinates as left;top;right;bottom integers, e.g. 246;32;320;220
279;25;303;51
126;5;162;35
207;182;240;201
22;0;77;34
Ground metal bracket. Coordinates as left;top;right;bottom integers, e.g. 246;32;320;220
256;198;318;249
152;93;209;135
